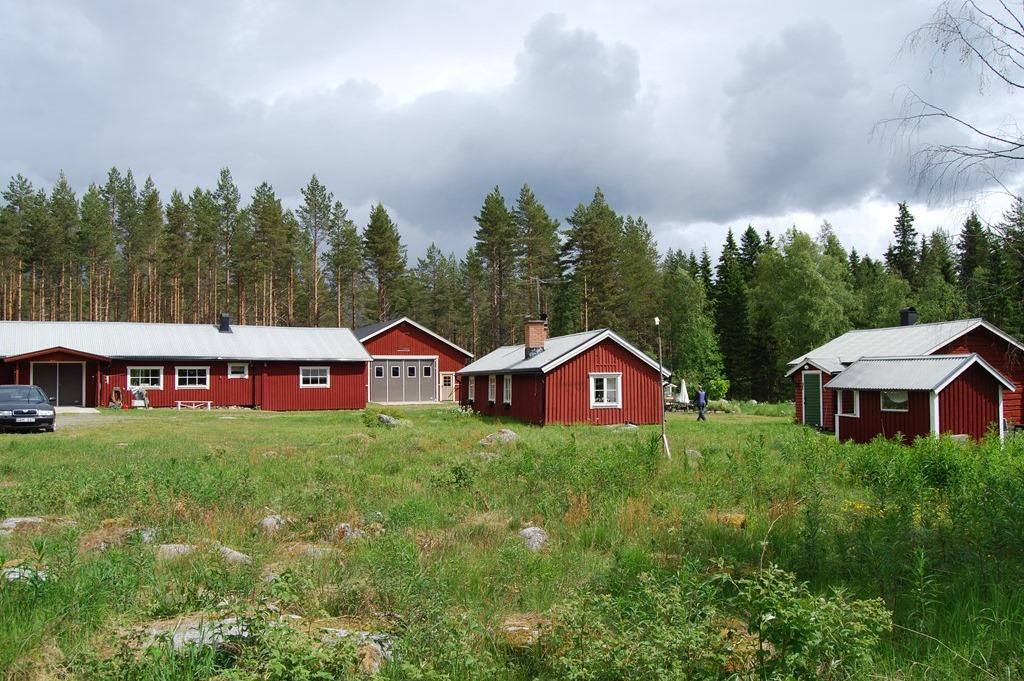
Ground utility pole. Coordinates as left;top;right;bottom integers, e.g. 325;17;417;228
655;316;671;459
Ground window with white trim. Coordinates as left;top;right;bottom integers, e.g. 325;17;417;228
407;365;417;378
374;366;384;378
837;389;859;416
391;365;400;378
503;374;512;404
467;376;475;401
175;366;209;389
488;375;496;403
423;365;432;378
590;373;621;408
227;363;248;379
128;366;163;390
880;390;909;412
300;366;330;388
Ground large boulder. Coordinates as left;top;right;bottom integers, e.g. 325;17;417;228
142;616;249;650
0;517;71;536
519;526;548;551
479;429;518;446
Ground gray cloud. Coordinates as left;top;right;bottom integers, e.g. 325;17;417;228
0;1;1015;260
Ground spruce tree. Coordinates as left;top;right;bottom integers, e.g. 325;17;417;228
474;187;517;346
697;247;714;294
214;168;241;318
297;175;334;325
362;203;406;322
884;202;919;282
618;216;660;350
321;200;363;327
739;225;762;283
562;188;623;331
513;184;560;318
713;229;750;397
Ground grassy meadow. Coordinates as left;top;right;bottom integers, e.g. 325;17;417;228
0;405;1022;679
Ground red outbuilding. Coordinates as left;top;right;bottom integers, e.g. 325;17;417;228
356;317;472;404
457;319;669;425
787;308;1024;442
0;315;372;411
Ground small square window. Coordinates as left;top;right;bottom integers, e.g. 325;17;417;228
374;366;384;378
423;365;432;378
590;373;621;408
881;390;909;412
391;366;400;378
228;363;248;379
300;366;330;388
408;365;417;378
837;389;858;416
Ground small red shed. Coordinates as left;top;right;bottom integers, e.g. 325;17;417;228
457;319;668;425
787;312;1024;433
356;317;472;404
824;354;1014;443
0;316;372;411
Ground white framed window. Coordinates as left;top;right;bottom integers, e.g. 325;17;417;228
423;365;432;378
408;365;417;378
374;366;384;378
391;365;400;378
881;390;909;412
467;376;475;401
590;373;622;408
488;375;496;403
503;374;512;404
128;366;163;390
300;366;330;388
837;389;859;416
175;366;210;389
227;363;248;379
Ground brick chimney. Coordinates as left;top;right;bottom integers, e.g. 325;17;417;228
524;316;548;359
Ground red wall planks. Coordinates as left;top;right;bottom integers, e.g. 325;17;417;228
544;338;661;425
938;363;1000;440
836;389;932;444
259;361;368;411
460;373;545;423
936;328;1024;426
362;322;470;373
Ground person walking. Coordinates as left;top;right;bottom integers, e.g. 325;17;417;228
695;385;708;421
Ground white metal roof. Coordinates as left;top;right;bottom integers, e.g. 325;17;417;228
823;354;1015;392
457;328;670;377
0;321;372;362
787;319;1024;369
785;357;847;377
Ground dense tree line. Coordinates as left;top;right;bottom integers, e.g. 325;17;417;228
1;168;1019;400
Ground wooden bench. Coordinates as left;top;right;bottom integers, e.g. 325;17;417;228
176;400;212;410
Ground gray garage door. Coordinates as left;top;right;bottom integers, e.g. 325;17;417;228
32;362;84;406
370;359;437;403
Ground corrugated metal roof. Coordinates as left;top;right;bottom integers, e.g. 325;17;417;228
458;328;667;376
0;321;372;362
786;356;846;376
824;354;1014;392
788;319;984;367
354;318;397;340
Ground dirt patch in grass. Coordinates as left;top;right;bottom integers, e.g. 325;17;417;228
497;613;552;648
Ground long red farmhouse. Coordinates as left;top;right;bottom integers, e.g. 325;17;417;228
458;318;669;425
0;314;372;410
787;308;1023;442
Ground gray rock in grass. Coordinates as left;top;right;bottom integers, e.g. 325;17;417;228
259;514;286;535
334;522;366;542
519;526;548;551
377;414;406;428
143;616;249;650
218;546;252;565
0;517;47;536
2;565;47;583
155;543;196;561
479;429;518;446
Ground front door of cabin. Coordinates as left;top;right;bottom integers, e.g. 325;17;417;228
802;371;821;428
440;373;455;401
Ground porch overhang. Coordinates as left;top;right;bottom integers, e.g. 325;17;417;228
2;346;110;364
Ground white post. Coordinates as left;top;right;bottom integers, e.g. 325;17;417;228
929;391;940;438
655;317;671;459
999;385;1005;442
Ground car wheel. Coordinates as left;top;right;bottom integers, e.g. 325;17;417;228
45;425;55;433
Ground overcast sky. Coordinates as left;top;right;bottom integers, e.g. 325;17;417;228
0;0;1019;261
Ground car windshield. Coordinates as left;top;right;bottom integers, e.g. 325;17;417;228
0;386;46;403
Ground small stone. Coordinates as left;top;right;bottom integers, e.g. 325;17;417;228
358;641;385;675
218;546;252;565
479;429;518;446
156;543;196;561
377;414;408;428
259;514;286;535
2;565;47;583
321;629;393;674
333;523;366;542
498;614;551;648
685;449;704;470
138;528;158;544
0;517;47;536
519;526;548;551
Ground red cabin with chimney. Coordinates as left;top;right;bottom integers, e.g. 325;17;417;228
458;318;669;425
787;308;1024;442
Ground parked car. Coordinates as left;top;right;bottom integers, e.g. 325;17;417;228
0;385;56;432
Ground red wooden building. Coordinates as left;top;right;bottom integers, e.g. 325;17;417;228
0;315;372;411
458;319;669;425
356;317;472;404
787;309;1024;442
